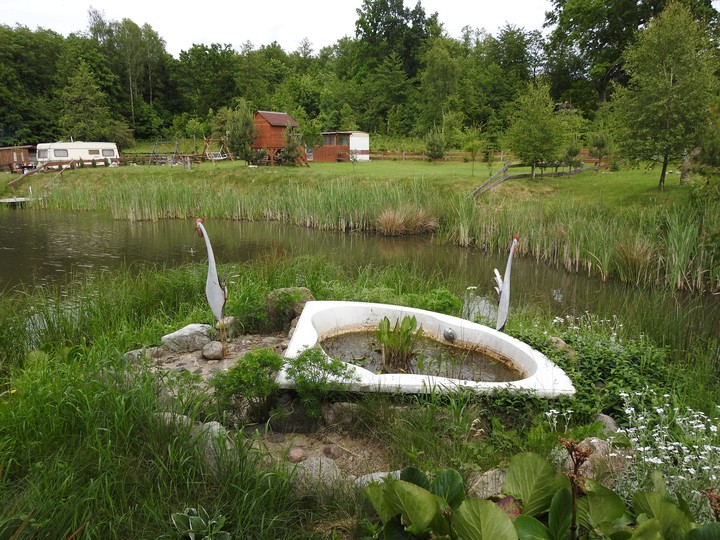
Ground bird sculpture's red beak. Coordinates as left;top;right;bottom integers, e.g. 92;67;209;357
195;218;204;237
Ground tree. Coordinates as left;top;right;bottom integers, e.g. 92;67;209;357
610;1;718;190
60;61;113;141
173;43;238;116
505;82;566;178
221;100;256;164
361;51;414;134
544;0;717;104
354;0;439;80
424;128;446;160
418;39;460;132
463;127;483;176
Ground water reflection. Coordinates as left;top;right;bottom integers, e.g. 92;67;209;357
1;209;718;350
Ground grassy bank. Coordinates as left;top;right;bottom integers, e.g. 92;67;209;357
1;258;718;536
7;160;719;293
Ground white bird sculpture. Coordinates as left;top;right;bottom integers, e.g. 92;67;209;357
494;235;519;332
194;218;227;322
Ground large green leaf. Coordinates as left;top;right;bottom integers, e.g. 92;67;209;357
628;518;662;540
514;515;552;540
453;498;519;540
576;478;629;534
430;469;465;509
386;480;445;536
548;488;572;540
400;466;430;491
687;523;720;539
503;453;569;516
633;492;693;540
365;483;398;523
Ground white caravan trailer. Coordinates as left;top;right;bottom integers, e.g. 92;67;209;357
36;142;119;167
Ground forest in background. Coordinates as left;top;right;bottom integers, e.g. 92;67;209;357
1;0;719;178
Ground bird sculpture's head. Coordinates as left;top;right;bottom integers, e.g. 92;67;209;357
195;218;205;237
512;234;519;252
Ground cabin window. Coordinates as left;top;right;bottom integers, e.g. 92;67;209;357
323;135;335;145
89;149;100;155
337;135;349;146
37;149;48;159
101;149;115;157
54;149;69;158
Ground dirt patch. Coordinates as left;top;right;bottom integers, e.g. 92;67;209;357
251;429;392;479
144;331;394;479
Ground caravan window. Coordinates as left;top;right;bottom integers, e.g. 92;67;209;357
38;149;48;159
54;149;69;158
89;149;100;155
102;149;115;157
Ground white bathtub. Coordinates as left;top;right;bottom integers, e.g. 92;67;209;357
280;301;576;398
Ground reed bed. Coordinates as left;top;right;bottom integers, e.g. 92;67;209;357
29;167;719;293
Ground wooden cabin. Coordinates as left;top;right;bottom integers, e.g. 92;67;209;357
251;110;307;165
0;146;32;173
312;131;370;163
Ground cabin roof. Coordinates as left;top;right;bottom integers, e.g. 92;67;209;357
321;131;368;136
256;110;299;127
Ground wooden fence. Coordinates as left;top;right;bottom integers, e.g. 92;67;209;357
368;149;609;167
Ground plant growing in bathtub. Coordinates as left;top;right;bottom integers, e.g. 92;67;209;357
285;346;358;418
376;315;423;373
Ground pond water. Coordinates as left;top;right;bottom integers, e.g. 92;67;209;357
320;330;523;382
1;208;718;353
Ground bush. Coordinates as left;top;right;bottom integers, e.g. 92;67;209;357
424;129;446;160
284;347;357;418
210;348;283;422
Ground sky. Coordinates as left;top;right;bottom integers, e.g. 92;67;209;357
3;0;555;58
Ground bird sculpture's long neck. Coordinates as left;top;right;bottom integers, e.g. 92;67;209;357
199;223;218;279
496;238;518;332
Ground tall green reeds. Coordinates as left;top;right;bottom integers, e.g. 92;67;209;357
30;168;719;292
664;207;700;290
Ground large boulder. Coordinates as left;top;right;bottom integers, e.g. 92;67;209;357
161;324;213;352
267;287;315;331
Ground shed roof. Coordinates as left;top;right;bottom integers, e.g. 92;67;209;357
256;110;299;127
320;131;369;136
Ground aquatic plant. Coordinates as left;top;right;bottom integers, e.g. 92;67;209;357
376;315;424;373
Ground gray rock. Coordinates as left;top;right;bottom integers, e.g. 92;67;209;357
156;412;194;429
466;468;506;499
202;341;225;360
293;456;344;495
192;421;235;473
595;413;619;434
563;436;632;488
354;470;401;490
161;324;213;352
548;335;577;359
122;348;150;364
267;287;315;331
216;316;237;339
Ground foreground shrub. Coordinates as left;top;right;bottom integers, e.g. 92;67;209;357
211;348;284;422
284;347;358;418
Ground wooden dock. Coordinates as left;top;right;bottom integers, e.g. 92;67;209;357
0;197;31;208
